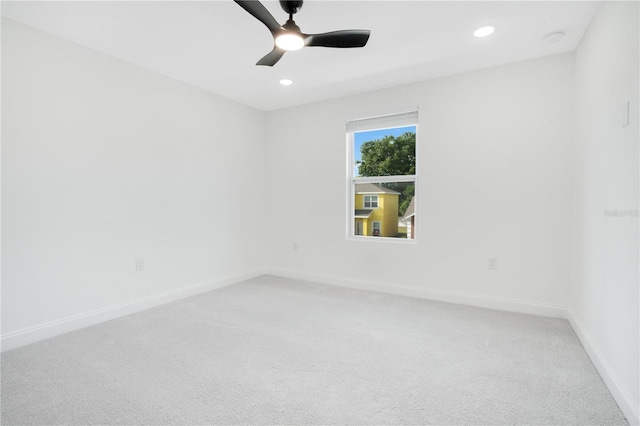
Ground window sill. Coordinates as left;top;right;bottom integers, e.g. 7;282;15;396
347;235;418;244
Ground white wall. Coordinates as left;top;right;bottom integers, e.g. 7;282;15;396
1;18;266;344
265;53;575;315
570;2;639;423
2;8;637;423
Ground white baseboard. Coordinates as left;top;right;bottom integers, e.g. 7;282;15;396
568;311;640;426
265;267;568;318
1;268;266;352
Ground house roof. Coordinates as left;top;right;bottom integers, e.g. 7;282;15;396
403;196;416;219
355;183;400;195
354;209;374;218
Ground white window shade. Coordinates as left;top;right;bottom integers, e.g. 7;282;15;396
347;110;418;133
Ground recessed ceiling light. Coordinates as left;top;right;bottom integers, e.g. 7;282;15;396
474;26;495;38
279;79;293;86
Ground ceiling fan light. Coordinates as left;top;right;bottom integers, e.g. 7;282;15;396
275;32;304;51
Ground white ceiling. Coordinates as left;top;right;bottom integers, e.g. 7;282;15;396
2;1;600;111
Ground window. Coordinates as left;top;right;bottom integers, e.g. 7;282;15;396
364;195;379;208
347;110;418;241
372;221;381;236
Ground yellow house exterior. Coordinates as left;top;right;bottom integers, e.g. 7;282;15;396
403;196;416;239
354;183;400;237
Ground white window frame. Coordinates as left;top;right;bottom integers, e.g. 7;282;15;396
346;109;418;243
363;195;379;209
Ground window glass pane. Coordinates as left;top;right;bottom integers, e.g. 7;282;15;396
354;126;416;177
353;181;415;239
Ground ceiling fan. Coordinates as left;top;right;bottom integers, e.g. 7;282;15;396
234;0;371;66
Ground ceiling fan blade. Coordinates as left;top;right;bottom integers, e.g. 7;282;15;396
234;0;282;34
257;47;286;66
304;30;371;48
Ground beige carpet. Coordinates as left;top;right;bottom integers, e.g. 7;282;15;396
1;275;628;425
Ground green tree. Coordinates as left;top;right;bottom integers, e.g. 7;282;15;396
357;132;415;215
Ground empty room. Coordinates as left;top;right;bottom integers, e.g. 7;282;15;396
1;0;638;424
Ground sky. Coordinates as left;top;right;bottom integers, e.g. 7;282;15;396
354;125;416;176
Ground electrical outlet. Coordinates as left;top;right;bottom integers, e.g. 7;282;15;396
488;257;498;270
135;258;145;272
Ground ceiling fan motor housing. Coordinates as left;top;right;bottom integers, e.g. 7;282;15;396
280;0;303;15
283;19;301;32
